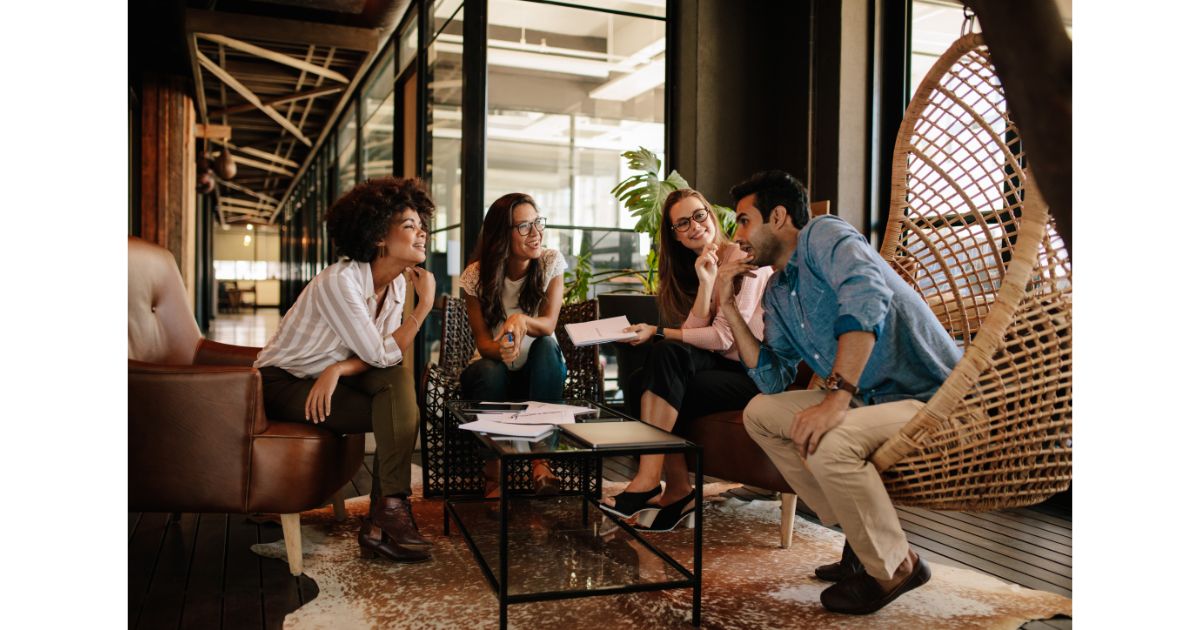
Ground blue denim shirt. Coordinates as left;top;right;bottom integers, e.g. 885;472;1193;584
745;215;961;404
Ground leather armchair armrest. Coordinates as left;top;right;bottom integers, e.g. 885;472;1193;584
129;361;270;435
128;361;270;512
194;338;260;367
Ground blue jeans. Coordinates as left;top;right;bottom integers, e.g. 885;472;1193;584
460;335;567;402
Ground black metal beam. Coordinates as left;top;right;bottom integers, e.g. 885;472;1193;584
460;0;487;262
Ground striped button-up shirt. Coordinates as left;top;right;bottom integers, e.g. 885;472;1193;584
254;259;406;378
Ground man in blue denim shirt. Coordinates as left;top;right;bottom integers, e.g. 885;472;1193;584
715;171;961;615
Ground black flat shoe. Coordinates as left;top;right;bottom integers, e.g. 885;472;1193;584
634;493;696;532
820;555;931;615
815;540;865;582
598;485;663;519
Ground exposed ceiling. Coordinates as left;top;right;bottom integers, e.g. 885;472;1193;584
185;0;410;225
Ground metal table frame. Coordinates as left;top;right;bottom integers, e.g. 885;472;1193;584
443;401;703;629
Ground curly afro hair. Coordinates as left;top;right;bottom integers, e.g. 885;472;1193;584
324;177;435;262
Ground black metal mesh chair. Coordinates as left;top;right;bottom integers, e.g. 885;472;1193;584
420;297;603;497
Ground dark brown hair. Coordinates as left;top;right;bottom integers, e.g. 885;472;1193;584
324;177;434;262
468;193;547;329
657;188;729;326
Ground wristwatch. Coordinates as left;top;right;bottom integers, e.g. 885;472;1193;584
825;372;859;396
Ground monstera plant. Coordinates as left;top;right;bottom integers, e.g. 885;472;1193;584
564;147;735;303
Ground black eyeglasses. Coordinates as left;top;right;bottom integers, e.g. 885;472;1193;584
670;208;710;232
512;217;547;236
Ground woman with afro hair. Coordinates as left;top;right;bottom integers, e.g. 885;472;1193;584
254;177;437;564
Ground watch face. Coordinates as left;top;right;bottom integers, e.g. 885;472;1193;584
827;375;841;390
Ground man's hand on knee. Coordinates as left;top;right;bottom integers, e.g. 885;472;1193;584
789;393;852;457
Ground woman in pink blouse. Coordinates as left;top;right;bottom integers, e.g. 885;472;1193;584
601;189;772;532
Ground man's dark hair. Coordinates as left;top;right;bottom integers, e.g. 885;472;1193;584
729;170;809;230
324;177;435;262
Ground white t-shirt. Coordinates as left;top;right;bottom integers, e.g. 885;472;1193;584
460;248;567;369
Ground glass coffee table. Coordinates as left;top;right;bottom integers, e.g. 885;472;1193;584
443;399;703;629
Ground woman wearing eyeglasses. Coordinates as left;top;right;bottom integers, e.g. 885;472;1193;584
459;192;567;496
602;188;773;532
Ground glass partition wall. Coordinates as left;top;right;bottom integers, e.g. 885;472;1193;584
278;0;668;390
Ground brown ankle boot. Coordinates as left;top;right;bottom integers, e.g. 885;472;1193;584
358;518;431;564
371;496;432;547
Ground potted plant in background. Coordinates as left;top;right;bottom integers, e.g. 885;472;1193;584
564;147;735;409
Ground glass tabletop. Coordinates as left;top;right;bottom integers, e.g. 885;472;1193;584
451;494;693;596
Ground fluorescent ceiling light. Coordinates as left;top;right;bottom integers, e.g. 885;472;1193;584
589;59;664;101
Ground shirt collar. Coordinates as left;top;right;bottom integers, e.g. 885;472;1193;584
357;260;405;305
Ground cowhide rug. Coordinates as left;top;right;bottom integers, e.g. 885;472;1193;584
252;468;1071;629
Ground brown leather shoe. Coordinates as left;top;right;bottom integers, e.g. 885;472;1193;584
371;496;433;547
820;555;931;615
815;540;865;582
358;519;431;564
533;473;561;496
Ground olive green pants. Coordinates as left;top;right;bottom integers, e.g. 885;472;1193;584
260;363;419;497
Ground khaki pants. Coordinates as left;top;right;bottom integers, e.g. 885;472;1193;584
743;390;922;580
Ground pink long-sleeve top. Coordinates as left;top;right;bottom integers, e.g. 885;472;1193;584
679;244;774;362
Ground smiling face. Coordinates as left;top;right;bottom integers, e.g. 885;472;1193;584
508;202;543;261
733;193;784;267
377;207;428;266
668;195;718;254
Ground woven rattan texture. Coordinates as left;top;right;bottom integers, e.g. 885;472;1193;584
871;34;1072;511
420;297;604;497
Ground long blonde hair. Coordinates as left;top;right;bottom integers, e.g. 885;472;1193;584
657;189;729;326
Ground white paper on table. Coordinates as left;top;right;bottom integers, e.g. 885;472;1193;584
524;401;596;415
475;410;577;425
564;316;639;346
457;418;554;438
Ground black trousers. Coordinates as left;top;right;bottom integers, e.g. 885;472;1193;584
259;364;418;497
626;340;761;428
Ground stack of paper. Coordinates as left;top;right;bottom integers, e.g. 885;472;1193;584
564;316;639;346
458;401;598;440
457;418;555;440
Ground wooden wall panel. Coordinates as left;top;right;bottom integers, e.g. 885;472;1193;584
139;74;197;305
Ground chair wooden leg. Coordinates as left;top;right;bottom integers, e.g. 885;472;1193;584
780;493;797;549
332;488;347;522
280;513;303;576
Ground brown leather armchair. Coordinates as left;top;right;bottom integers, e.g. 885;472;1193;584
128;236;363;575
674;363;815;549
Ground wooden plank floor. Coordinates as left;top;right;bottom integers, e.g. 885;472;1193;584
129;455;1071;629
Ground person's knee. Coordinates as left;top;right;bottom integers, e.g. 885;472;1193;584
743;394;775;436
806;428;863;478
357;363;404;395
527;335;565;368
461;359;509;396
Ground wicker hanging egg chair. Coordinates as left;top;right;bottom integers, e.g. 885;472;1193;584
868;33;1072;511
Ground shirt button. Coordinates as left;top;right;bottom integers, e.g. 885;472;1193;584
800;323;805;328
791;290;796;297
815;353;820;359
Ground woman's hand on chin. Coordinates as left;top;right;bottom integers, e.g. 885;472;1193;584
406;266;437;305
695;242;719;288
